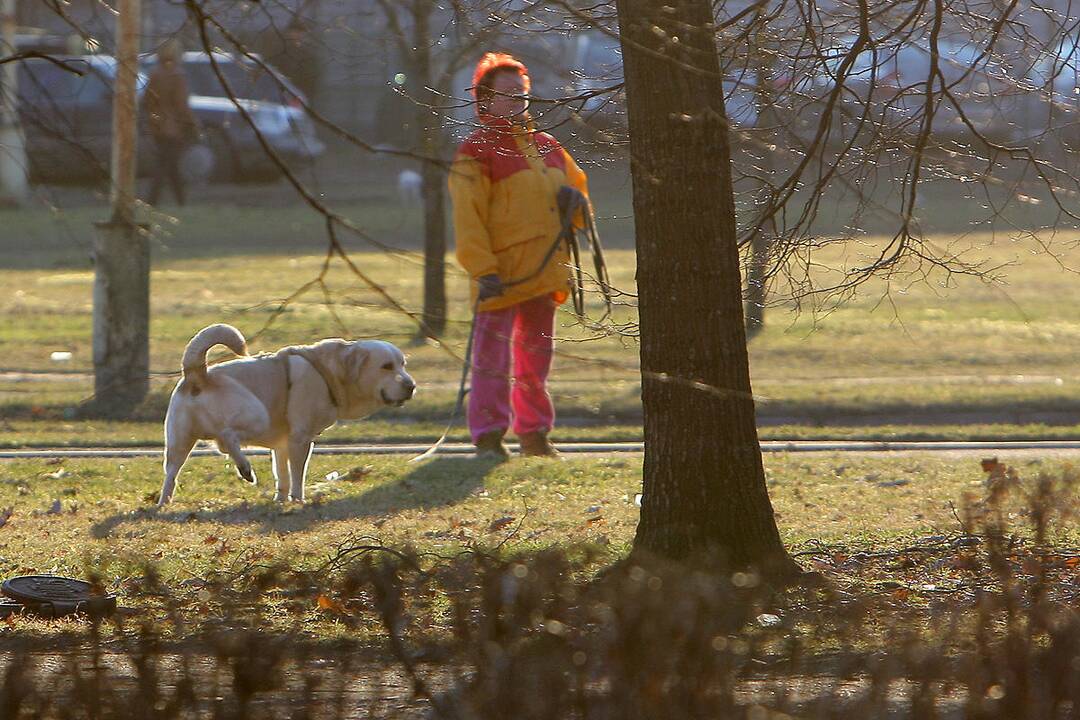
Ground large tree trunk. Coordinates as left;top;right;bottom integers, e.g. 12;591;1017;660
616;0;794;573
412;0;447;337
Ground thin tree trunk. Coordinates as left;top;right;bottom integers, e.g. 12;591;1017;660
413;0;447;337
616;0;794;573
420;145;448;336
91;0;148;417
745;45;778;339
745;230;769;338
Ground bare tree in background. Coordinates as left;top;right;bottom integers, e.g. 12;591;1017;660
374;0;513;337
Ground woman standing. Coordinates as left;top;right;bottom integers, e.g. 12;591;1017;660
449;52;591;460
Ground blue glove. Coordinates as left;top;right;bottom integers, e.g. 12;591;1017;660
477;273;505;301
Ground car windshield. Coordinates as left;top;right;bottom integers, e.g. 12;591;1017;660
143;55;295;104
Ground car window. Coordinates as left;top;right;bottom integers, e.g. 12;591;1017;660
18;59;108;107
183;61;252;98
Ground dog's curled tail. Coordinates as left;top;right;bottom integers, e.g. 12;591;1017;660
181;324;247;387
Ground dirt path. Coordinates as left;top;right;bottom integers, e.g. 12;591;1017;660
4;439;1080;460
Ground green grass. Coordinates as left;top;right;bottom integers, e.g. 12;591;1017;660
0;450;1063;622
8;156;1080;446
6;231;1080;443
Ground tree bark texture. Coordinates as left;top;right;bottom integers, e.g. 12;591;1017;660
91;222;150;416
616;0;791;570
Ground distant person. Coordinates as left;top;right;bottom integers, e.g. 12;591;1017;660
142;39;198;206
397;168;422;206
448;52;591;460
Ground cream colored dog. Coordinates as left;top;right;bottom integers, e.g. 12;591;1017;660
159;324;415;506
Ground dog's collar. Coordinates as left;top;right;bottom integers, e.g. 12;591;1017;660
276;347;348;409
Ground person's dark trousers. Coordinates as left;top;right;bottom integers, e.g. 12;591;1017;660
149;136;186;206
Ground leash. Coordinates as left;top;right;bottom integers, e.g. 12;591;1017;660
409;186;610;463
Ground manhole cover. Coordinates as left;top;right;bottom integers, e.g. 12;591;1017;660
1;576;116;618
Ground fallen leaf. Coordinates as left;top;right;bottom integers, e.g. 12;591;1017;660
44;457;65;466
203;535;220;545
0;507;12;528
45;500;62;515
317;594;345;612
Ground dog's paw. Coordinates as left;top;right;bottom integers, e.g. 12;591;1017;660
235;464;257;485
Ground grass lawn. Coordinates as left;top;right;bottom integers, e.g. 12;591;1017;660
5;226;1080;444
5;168;1080;713
7;152;1080;447
0;450;1069;626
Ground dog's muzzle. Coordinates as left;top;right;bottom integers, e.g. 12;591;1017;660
382;380;416;407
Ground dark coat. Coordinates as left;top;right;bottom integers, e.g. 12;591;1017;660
143;63;198;142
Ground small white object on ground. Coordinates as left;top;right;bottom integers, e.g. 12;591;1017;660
50;351;73;362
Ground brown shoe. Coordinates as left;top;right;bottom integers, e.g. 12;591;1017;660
518;431;561;458
475;430;510;461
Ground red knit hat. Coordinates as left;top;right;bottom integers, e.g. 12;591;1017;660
471;52;531;101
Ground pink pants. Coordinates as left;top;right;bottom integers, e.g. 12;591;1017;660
469;295;556;442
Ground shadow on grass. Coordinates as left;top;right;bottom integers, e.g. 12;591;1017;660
90;456;503;538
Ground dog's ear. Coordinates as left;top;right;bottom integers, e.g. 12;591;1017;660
347;344;370;381
309;339;350;374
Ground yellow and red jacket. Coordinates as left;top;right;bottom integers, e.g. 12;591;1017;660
449;116;590;312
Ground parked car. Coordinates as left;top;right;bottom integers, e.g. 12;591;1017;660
15;51;324;185
1024;34;1080;147
13;27;78;55
813;36;1031;145
140;51;325;181
16;55;140;183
